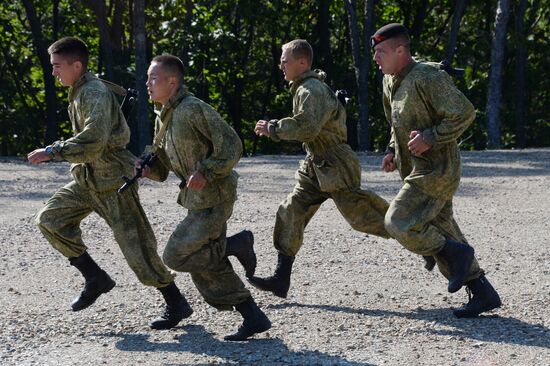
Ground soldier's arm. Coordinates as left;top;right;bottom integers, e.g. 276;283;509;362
418;73;476;146
50;89;112;163
269;86;331;143
191;104;242;182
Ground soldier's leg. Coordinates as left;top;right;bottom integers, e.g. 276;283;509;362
432;200;483;281
94;186;191;329
36;181;93;258
331;188;391;239
162;201;250;309
273;170;328;257
248;169;328;298
385;183;474;293
433;202;501;317
35;181;115;311
95;186;174;288
332;188;434;270
163;201;270;340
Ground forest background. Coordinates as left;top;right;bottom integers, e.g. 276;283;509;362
1;0;548;157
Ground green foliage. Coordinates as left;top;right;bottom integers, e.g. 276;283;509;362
1;0;548;156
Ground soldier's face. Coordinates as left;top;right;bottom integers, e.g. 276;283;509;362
373;41;400;75
50;53;83;87
280;49;307;82
147;62;178;105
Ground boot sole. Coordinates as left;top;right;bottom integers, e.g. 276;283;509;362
224;318;272;341
453;300;502;318
71;279;116;312
150;310;193;330
247;277;288;298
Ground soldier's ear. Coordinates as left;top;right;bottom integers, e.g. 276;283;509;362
72;60;82;71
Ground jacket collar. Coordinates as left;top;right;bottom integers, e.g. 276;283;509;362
289;69;326;95
154;85;193;117
69;72;96;101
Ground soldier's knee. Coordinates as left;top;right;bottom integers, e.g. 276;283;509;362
162;249;177;270
35;208;55;234
384;211;406;240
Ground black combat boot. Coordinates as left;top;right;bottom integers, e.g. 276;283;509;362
224;297;272;341
453;275;502;318
225;230;257;277
69;251;116;311
437;239;475;293
150;282;194;330
247;253;294;298
423;256;436;271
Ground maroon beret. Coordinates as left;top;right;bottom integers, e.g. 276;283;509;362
371;23;409;48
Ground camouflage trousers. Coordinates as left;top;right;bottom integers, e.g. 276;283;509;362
36;181;175;287
274;167;391;258
385;182;483;281
162;200;250;310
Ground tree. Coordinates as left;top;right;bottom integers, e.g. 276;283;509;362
20;0;58;145
486;0;511;149
133;0;150;154
444;0;467;63
343;0;376;151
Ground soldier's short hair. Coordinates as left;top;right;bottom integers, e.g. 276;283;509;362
282;39;313;66
48;37;89;68
152;54;184;81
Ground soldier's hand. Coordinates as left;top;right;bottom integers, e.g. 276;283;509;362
134;159;152;179
255;120;270;137
27;148;52;165
408;130;431;156
187;170;207;191
381;153;396;172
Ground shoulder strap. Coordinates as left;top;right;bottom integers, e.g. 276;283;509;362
98;78;128;96
152;108;176;150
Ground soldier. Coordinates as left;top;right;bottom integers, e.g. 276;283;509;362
27;37;191;330
250;39;391;298
137;54;270;341
373;23;501;317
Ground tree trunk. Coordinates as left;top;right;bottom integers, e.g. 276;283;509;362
178;0;195;66
343;0;374;151
133;0;150;155
513;0;528;148
316;0;333;82
486;0;511;149
21;0;58;144
444;0;467;63
409;0;429;42
81;0;115;79
53;0;59;40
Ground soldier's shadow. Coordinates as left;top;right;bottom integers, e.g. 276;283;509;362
98;324;373;366
270;302;549;349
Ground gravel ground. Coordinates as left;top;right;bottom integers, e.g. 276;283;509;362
0;149;548;366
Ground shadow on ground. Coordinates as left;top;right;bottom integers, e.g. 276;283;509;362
99;324;373;365
269;302;549;349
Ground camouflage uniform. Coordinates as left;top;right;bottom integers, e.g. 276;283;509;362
36;72;174;288
383;61;483;281
146;86;250;310
267;70;390;257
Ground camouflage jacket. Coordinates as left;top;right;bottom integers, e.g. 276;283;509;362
50;72;135;192
383;61;476;200
269;69;361;193
147;87;241;210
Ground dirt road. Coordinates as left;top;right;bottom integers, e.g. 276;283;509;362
1;149;548;365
